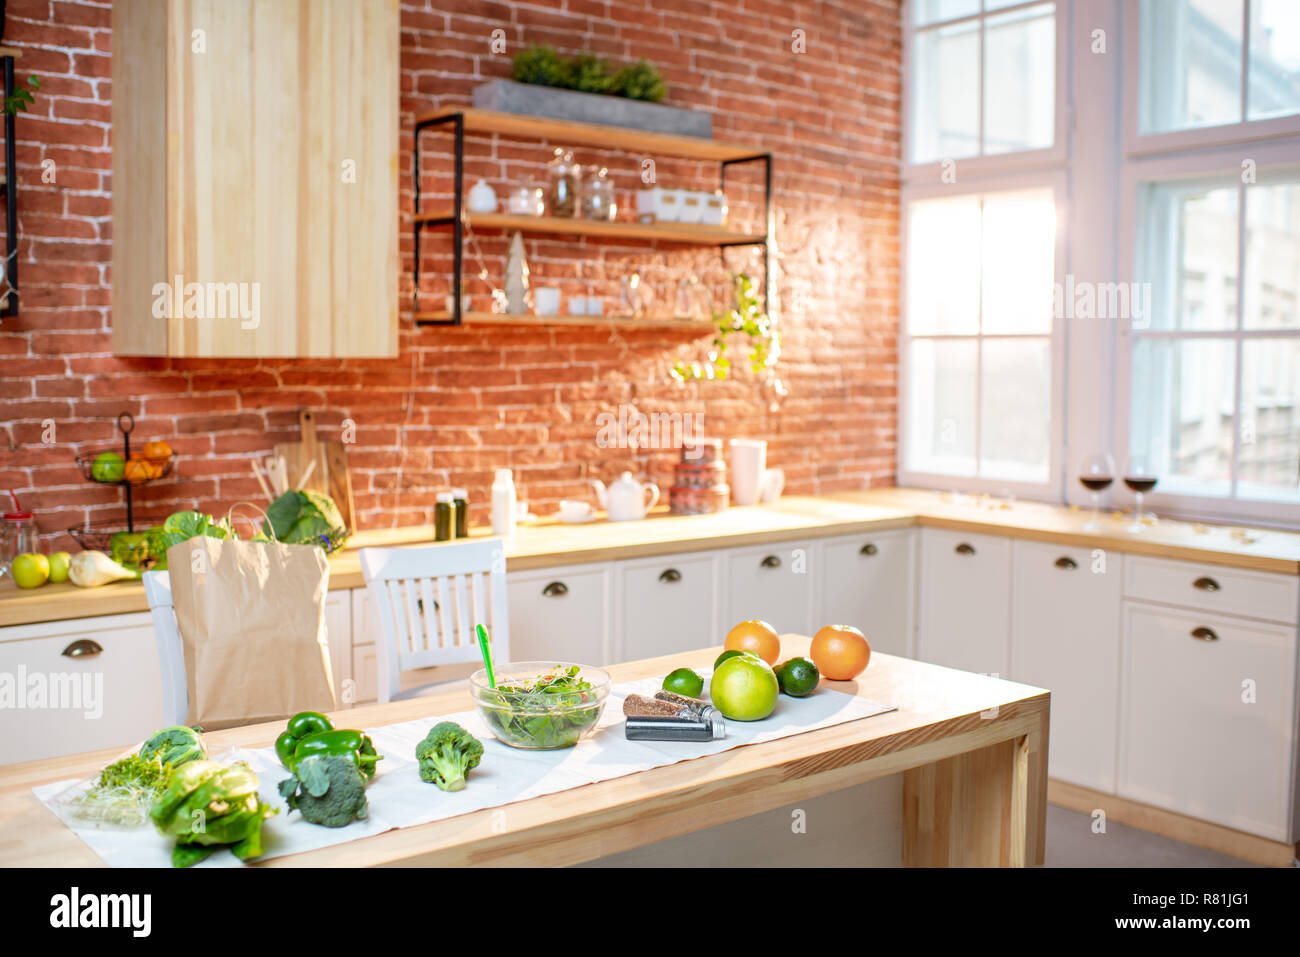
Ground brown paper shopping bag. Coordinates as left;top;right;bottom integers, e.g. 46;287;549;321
168;535;336;730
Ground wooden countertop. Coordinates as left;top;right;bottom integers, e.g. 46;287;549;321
3;487;1298;629
0;635;1050;867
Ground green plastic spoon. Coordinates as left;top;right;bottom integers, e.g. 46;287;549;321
476;623;496;689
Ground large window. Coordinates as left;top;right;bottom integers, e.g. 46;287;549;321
902;0;1063;495
909;0;1058;165
904;188;1058;484
1139;0;1300;135
1129;171;1300;505
1121;0;1300;517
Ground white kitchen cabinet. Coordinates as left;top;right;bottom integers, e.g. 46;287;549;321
817;530;916;657
616;551;720;661
723;540;815;635
0;612;164;765
916;528;1012;676
508;563;613;665
1118;602;1296;840
324;590;352;707
1010;540;1121;791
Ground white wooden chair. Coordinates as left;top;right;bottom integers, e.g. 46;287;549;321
141;570;188;726
358;539;511;703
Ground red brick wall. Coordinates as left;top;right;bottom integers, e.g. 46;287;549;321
0;0;900;550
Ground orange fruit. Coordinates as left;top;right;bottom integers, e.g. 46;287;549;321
724;619;781;666
143;440;172;460
810;624;871;680
123;459;152;484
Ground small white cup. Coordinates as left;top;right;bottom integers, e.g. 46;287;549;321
535;287;561;316
559;499;594;522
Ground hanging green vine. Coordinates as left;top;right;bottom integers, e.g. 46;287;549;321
670;273;779;382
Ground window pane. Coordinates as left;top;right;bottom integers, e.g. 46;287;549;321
1247;0;1300;120
913;0;978;27
907;339;977;476
911;20;980;163
1238;338;1300;499
907;196;981;335
1141;0;1244;134
984;4;1056;154
1139;180;1239;331
979;338;1051;483
1243;179;1300;330
1131;338;1235;495
981;188;1057;334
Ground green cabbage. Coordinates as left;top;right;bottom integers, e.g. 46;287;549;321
261;490;349;550
150;760;276;868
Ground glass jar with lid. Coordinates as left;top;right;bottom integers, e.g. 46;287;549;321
581;166;617;221
546;148;579;218
1;504;36;580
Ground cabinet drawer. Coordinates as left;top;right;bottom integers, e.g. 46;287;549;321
1118;603;1296;840
1123;555;1298;625
723;541;815;635
818;530;915;657
507;564;612;665
0;613;164;765
617;552;719;661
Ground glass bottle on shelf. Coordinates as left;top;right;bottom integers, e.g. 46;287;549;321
581;166;617;221
546;148;578;218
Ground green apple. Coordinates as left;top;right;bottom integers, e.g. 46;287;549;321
48;551;72;584
91;451;125;483
11;553;50;589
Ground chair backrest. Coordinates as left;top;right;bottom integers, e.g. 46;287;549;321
358;539;510;703
141;570;188;726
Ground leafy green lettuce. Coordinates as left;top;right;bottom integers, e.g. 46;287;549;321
262;490;349;551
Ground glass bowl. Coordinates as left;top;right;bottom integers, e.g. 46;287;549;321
470;661;610;750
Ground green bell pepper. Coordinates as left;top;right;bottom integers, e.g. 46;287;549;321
290;729;382;780
274;711;334;769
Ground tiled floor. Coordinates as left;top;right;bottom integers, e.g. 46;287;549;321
1045;804;1266;868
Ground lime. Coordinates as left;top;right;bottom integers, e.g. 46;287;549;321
713;648;748;670
710;654;779;721
662;667;704;698
776;656;820;697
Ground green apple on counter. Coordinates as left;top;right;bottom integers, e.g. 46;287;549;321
11;553;50;589
48;551;72;583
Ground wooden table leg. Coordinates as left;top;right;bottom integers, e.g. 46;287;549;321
902;720;1048;867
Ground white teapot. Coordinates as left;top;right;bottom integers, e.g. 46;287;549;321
591;471;660;521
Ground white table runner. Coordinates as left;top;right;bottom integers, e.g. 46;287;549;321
34;677;893;867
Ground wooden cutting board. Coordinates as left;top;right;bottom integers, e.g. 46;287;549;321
273;409;356;532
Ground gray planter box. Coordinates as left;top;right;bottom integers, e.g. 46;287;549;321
472;79;713;139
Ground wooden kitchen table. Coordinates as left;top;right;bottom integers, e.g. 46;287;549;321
0;637;1050;867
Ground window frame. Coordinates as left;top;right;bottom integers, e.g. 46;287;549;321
1122;0;1300;158
898;169;1070;500
1113;139;1300;525
902;0;1071;181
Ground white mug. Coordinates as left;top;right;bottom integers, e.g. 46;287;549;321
535;287;561;316
729;438;767;506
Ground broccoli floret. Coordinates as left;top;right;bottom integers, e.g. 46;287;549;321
415;721;484;792
278;755;368;828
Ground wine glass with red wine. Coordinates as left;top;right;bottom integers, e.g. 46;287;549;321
1124;455;1158;531
1078;452;1115;530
